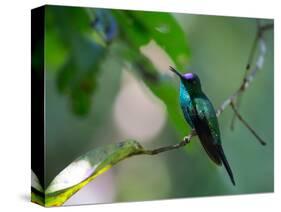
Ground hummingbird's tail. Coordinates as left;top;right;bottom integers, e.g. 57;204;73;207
218;145;236;186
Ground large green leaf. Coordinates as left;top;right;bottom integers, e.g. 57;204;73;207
31;140;145;207
112;10;190;70
129;11;190;70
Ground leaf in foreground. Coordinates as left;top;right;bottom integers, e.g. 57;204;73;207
31;140;144;207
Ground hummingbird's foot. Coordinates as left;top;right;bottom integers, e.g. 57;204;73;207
183;136;191;144
183;129;196;144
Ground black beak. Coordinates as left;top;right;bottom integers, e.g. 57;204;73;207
169;66;184;79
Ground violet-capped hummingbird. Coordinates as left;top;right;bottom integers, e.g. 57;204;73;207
169;66;235;185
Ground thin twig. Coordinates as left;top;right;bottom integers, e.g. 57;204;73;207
140;130;196;155
135;21;272;156
230;102;266;145
230;21;272;129
230;23;259;129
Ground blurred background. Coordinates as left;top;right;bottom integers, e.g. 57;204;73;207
40;5;273;205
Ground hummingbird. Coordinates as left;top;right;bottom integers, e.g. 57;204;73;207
169;66;235;186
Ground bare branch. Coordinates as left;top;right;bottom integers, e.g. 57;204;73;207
230;21;272;129
230;24;259;129
230;102;266;145
140;130;196;155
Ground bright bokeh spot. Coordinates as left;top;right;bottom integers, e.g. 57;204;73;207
113;70;167;142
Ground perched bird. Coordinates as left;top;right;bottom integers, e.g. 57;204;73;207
169;66;235;185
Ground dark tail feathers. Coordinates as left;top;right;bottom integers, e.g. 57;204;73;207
218;146;236;186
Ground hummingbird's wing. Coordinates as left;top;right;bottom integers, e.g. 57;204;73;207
192;95;235;185
192;114;222;165
192;96;222;165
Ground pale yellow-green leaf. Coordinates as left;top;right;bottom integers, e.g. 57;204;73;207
31;140;145;207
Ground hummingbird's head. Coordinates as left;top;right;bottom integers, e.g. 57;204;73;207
169;66;202;93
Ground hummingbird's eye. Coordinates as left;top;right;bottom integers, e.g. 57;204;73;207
188;77;199;86
187;77;195;82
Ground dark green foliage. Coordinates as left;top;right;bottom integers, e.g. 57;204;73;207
44;5;190;119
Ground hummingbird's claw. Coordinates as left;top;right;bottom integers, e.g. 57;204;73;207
183;129;196;144
183;135;192;144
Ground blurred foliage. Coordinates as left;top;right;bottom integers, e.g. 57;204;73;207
45;6;190;137
112;10;190;69
46;6;107;116
32;5;273;206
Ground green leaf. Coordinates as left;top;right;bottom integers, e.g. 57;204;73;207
112;10;190;70
112;11;150;47
56;59;76;94
31;140;145;207
55;35;106;116
130;11;190;69
46;5;93;37
45;27;69;72
46;6;111;116
70;87;92;116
